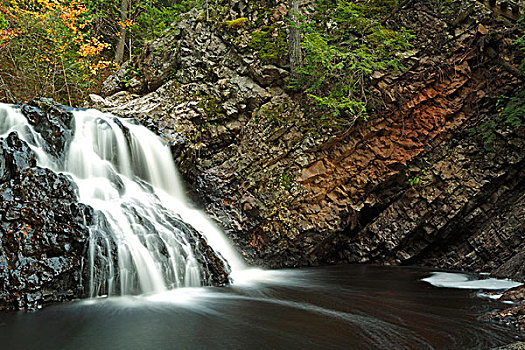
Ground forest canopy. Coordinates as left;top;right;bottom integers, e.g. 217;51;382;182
0;0;195;104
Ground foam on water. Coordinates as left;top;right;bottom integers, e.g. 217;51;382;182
422;272;522;290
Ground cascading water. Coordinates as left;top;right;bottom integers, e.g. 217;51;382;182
0;102;246;297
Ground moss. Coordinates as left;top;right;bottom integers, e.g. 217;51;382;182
224;17;249;30
197;94;228;127
248;25;288;64
261;103;289;126
168;67;177;81
278;172;293;190
196;9;206;22
121;65;143;88
251;6;271;27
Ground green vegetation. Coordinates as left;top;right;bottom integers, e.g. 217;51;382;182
500;91;525;128
289;0;415;125
86;0;198;57
500;15;525;128
0;0;199;105
248;25;289;65
260;103;289;127
277;172;293;190
0;0;116;105
197;94;229;129
470;92;524;148
224;17;248;30
408;169;426;187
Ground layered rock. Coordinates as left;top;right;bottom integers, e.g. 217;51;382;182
89;0;523;287
344;109;524;271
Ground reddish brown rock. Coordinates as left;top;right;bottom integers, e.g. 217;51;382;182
501;286;525;304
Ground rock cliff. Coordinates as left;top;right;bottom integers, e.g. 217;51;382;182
88;0;524;284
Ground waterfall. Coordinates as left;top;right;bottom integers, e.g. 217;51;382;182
0;103;246;297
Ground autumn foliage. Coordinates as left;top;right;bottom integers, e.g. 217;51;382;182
0;0;116;105
0;0;196;105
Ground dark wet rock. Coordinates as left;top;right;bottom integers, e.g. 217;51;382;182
199;239;231;286
500;286;525;304
0;132;37;182
482;302;525;334
20;97;74;161
170;218;231;286
117;199;231;288
494;253;525;283
0;133;93;311
86;212;120;296
112;116;134;154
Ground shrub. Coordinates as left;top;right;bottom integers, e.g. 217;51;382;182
289;0;415;125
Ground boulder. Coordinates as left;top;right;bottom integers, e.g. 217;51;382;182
0;132;92;310
20;97;74;161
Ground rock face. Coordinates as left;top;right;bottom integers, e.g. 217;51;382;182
20;98;75;159
343;114;524;271
89;0;523;284
0;131;93;311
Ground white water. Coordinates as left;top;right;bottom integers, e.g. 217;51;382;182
422;272;522;290
0;104;247;296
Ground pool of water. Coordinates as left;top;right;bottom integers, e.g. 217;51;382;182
0;265;521;349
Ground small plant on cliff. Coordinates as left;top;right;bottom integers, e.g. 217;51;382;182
499;15;525;128
408;169;426;187
499;93;524;127
278;172;292;190
224;17;248;30
470;16;524;147
470;93;524;149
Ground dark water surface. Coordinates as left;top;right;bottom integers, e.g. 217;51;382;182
0;265;521;349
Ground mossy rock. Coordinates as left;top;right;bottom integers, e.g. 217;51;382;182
224;17;249;30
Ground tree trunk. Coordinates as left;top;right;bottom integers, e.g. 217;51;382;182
115;0;129;64
288;0;302;74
